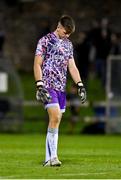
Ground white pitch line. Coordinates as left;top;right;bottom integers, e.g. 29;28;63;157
0;172;107;179
56;172;108;176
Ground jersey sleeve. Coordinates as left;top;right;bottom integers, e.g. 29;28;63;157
35;36;48;58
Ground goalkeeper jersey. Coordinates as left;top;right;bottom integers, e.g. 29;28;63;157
35;32;73;92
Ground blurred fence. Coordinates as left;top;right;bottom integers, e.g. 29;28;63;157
0;57;24;132
106;55;121;133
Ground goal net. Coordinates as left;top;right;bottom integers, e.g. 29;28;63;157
106;55;121;133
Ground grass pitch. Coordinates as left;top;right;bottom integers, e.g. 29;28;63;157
0;134;121;179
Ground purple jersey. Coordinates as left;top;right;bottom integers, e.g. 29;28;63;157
35;32;73;91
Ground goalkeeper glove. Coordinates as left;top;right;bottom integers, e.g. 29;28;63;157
77;81;86;103
35;80;51;103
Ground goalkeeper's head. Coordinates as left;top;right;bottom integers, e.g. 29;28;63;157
56;15;75;39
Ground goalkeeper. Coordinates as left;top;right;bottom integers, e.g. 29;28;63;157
33;15;86;167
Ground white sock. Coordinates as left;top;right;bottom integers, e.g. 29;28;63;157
45;134;51;162
45;128;58;161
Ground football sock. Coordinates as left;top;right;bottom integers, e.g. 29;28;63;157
45;134;51;162
45;128;58;161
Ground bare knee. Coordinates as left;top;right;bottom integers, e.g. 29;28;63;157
47;107;62;128
49;113;61;127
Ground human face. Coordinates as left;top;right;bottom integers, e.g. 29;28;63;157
56;23;71;39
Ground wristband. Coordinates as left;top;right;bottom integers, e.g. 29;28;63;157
35;80;44;87
77;81;83;87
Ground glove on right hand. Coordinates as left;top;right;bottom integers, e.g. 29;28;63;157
36;80;51;104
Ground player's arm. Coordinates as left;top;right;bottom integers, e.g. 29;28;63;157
68;58;82;84
33;55;43;81
33;55;51;103
34;36;47;83
68;58;86;103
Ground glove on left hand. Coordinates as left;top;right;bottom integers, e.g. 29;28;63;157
77;81;86;103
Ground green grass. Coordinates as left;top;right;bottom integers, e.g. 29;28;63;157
0;134;121;179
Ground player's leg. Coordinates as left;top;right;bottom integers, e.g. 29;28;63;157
43;89;62;166
44;105;62;166
43;106;62;166
48;105;62;128
48;91;66;166
47;106;62;166
43;89;66;166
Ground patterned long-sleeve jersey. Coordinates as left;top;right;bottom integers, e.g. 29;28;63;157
35;32;73;92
